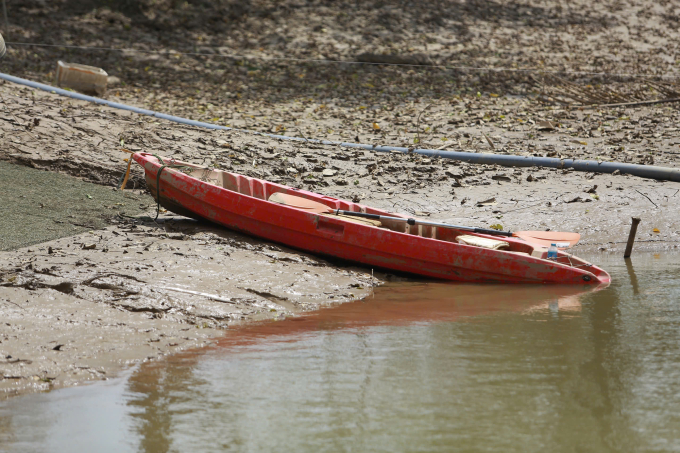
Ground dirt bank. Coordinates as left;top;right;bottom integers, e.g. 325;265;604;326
2;0;680;399
0;214;375;398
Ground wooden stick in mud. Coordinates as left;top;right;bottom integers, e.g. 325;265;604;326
2;0;8;42
624;217;641;259
163;286;236;304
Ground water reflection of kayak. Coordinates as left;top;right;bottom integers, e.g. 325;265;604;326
209;282;603;351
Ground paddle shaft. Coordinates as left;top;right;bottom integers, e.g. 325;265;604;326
335;210;513;237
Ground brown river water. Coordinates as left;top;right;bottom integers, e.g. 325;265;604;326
1;253;679;453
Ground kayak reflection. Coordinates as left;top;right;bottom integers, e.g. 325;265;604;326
209;281;604;350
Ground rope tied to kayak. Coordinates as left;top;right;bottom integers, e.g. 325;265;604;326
154;154;167;220
151;154;194;220
120;149;210;220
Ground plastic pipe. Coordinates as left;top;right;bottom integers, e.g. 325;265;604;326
2;72;679;182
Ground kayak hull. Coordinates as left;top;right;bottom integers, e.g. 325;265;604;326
133;153;610;285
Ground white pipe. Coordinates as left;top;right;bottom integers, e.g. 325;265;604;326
1;71;678;182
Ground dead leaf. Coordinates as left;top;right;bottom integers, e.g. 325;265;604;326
372;122;381;131
653;228;660;233
536;120;558;131
476;197;497;207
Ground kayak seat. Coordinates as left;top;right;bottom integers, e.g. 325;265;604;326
268;192;382;227
456;234;510;250
268;192;331;212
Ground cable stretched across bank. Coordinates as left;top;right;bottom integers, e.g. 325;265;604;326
1;71;678;183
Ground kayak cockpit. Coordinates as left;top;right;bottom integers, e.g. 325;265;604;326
177;162;540;254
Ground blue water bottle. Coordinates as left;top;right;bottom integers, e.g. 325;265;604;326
547;243;558;260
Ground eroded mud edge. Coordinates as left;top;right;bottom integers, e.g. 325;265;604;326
0;216;377;399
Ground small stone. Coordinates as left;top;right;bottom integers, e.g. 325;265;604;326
82;243;96;250
286;167;298;174
322;169;336;177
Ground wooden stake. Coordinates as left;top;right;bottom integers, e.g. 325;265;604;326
624;217;641;259
2;0;8;41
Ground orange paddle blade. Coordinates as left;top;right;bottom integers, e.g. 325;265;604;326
268;192;332;213
513;231;580;248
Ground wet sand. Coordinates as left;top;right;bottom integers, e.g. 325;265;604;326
0;214;375;398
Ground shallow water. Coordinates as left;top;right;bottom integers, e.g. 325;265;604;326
1;253;680;453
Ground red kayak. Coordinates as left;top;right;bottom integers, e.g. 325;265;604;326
132;153;610;285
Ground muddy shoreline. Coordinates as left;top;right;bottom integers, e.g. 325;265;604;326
0;214;378;399
2;0;680;399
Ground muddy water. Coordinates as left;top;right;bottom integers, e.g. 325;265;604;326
1;253;679;453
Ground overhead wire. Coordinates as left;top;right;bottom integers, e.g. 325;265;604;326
6;40;680;80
